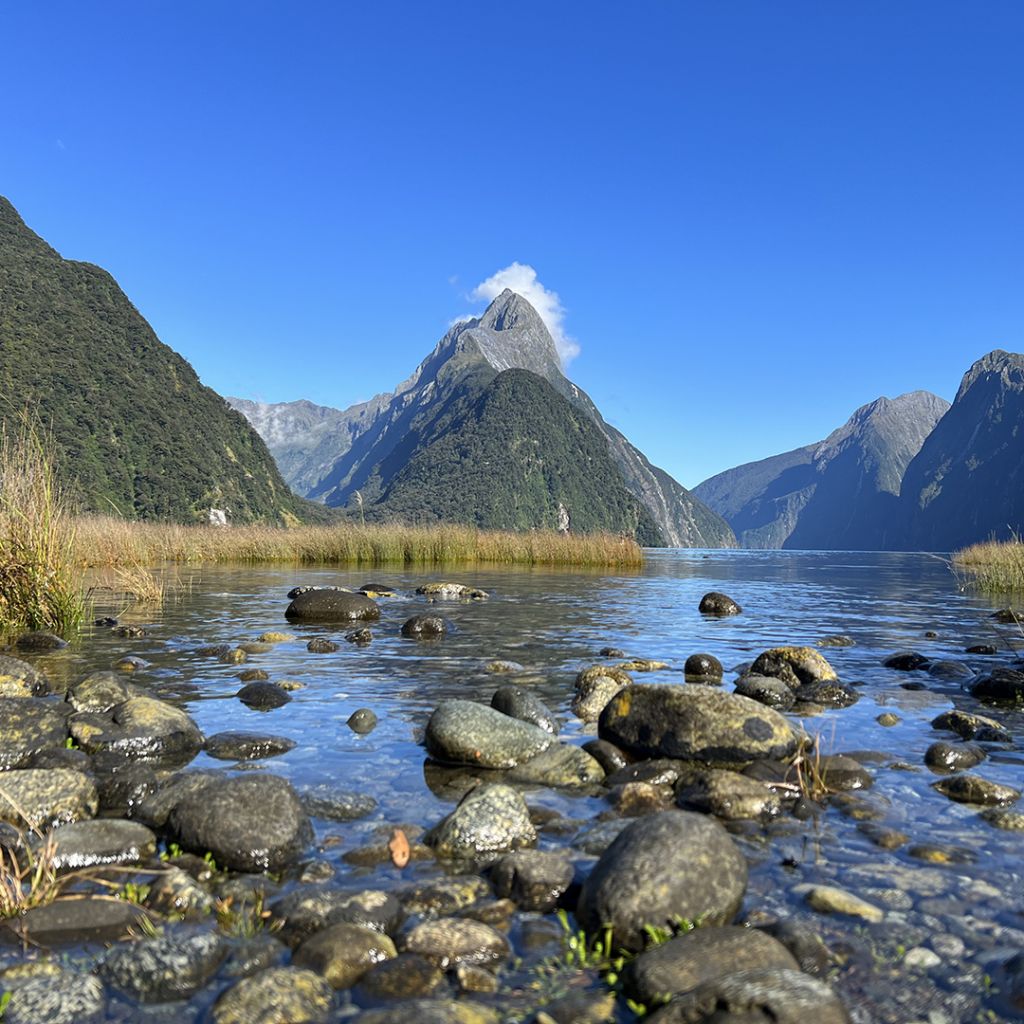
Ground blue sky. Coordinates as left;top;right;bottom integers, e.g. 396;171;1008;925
2;1;1021;487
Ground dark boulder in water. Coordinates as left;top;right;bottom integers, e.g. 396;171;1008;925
400;615;447;639
699;592;742;616
285;590;380;623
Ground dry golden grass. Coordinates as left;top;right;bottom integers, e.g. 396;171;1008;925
953;537;1024;593
0;420;86;637
74;516;644;569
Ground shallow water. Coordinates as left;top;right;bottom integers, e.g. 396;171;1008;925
15;551;1024;1021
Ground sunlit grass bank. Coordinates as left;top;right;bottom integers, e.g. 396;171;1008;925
0;425;86;637
953;538;1024;593
74;516;644;569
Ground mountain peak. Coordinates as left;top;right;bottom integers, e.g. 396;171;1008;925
477;289;545;334
459;289;563;378
957;349;1024;400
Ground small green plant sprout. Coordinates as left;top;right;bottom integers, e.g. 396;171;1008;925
117;880;151;905
1;990;12;1019
63;737;77;749
202;851;219;873
214;894;280;938
159;842;184;862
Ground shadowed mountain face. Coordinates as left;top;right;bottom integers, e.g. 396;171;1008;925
231;290;735;547
0;197;301;523
694;391;950;549
899;350;1024;551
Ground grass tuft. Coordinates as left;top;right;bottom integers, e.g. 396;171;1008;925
953;536;1024;594
0;419;86;638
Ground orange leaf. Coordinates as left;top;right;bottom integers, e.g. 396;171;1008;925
388;828;410;868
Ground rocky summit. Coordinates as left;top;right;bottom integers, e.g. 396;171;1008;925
230;289;735;547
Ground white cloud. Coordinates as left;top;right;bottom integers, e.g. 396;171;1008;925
470;262;579;366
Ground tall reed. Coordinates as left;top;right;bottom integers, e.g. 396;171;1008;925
74;516;644;569
0;422;86;637
952;536;1024;594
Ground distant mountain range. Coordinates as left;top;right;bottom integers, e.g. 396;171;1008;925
0;197;302;523
230;291;735;547
694;351;1024;551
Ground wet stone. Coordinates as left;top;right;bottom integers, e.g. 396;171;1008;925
293;922;397;988
425;699;554;768
211;966;333;1024
296;785;377;826
286;589;380;623
258;632;295;643
347;708;378;733
966;643;998;655
819;635;855;647
491;684;559;734
401;614;447;639
803;884;884;923
425;782;536;859
401;917;510;969
582;738;629;774
75;696;204;766
490;849;573;912
237;681;291;710
577;810;748;951
624;925;799;1004
611;780;675;815
307;637;339;653
416;582;488;600
351;999;499;1024
748;647;837;687
15;630;67;652
504;743;605;787
2;896;149;945
133;771;222;828
699;591;742;616
98;931;225;1002
45;818;156;870
572;672;630;722
169;773;313;872
981;808;1024;830
599;684;798;765
345;628;373;644
205;731;297;761
645;968;849;1024
734;674;796;710
884;651;931;671
857;822;910;850
924;741;986;773
932;773;1021;806
795;681;860;707
353;953;446;1002
238;668;270;682
676;769;781;820
992;608;1022;624
0;654;52;697
65;671;138;713
684;652;723;682
399;875;491;918
933;710;1011;745
271;887;400;945
970;668;1024;701
1;967;105;1024
0;768;97;829
0;702;68;769
818;755;874;791
876;712;901;727
221;933;289;979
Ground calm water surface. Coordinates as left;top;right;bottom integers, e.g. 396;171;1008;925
27;551;1024;1022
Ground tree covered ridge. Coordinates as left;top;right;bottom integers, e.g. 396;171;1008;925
0;196;303;523
368;368;664;544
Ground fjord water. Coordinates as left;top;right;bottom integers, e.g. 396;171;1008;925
43;551;1024;1020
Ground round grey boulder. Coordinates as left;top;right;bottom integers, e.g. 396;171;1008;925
734;674;796;711
749;647;837;687
684;653;723;683
425;699;554;768
624;925;799;1004
286;590;380;623
599;684;797;765
98;932;226;1002
66;671;139;713
645;967;849;1023
169;774;313;872
425;782;536;859
576;810;748;951
401;615;447;639
699;592;742;616
46;818;156;871
491;685;559;734
401;918;510;969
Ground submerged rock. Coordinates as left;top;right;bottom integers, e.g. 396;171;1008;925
599;684;797;765
425;700;553;768
285;590;380;623
306;637;339;653
676;769;781;820
293;923;396;988
1;966;105;1024
490;849;573;912
624;925;799;1004
970;668;1024;701
576;810;748;951
205;732;297;761
932;773;1021;806
698;592;742;616
645;968;849;1024
347;708;378;734
931;709;1011;742
425;783;536;859
416;582;488;600
401;918;510;969
237;682;292;711
169;774;313;872
401;615;447;639
353;954;445;1002
98;932;225;1002
883;651;931;671
211;966;333;1024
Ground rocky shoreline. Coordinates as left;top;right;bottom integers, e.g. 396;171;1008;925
1;574;1024;1023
